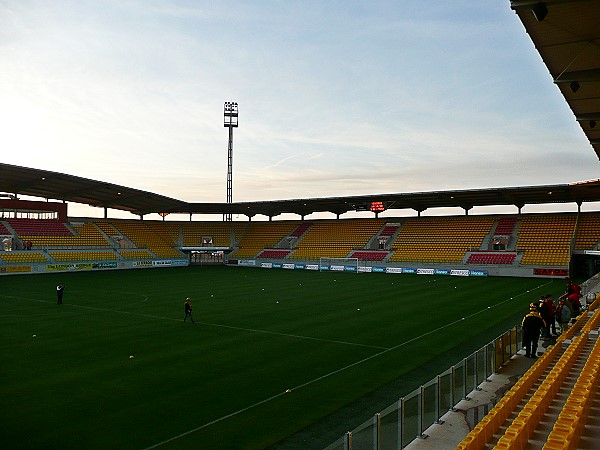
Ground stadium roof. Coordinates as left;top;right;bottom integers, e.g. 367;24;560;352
510;0;600;160
2;163;600;218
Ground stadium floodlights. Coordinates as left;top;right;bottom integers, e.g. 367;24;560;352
319;257;359;273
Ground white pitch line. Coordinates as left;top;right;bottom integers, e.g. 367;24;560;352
197;321;389;350
143;280;556;449
0;294;387;350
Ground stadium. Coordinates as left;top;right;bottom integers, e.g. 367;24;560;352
1;1;600;449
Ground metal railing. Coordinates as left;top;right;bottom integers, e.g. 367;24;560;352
324;325;523;450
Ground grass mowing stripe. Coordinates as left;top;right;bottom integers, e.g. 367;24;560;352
0;293;387;350
144;280;553;449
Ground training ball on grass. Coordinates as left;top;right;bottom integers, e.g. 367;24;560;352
285;389;291;393
129;355;134;359
32;334;36;338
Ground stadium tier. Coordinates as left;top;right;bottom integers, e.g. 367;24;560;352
228;221;299;258
389;216;495;263
1;213;599;276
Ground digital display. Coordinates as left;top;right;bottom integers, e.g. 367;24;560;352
370;201;386;212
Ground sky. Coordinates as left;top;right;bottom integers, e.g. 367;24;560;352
1;0;599;219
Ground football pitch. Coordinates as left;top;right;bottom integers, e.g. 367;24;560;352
0;266;559;449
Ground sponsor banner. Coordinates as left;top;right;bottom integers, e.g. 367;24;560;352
261;262;273;269
434;269;450;275
386;267;403;274
75;263;93;271
306;264;319;271
330;265;345;271
93;262;118;269
358;266;372;273
238;259;256;267
282;263;295;270
344;266;357;272
451;269;470;277
153;260;172;267
470;270;488;277
533;268;569;277
584;250;600;256
295;264;305;270
171;260;188;266
47;264;75;272
402;268;416;274
417;268;435;275
373;266;386;273
133;261;152;267
319;265;330;271
2;265;32;273
273;263;282;269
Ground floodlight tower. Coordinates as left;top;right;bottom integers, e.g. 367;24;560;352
223;101;238;221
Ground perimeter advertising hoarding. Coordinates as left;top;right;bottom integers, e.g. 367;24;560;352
0;266;31;273
469;270;488;277
533;268;569;277
451;269;470;277
229;260;487;278
417;268;435;275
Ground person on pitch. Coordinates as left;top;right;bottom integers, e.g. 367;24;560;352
183;298;195;323
56;284;65;305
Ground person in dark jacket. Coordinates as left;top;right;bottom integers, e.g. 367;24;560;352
183;298;195;323
56;284;64;305
522;302;545;358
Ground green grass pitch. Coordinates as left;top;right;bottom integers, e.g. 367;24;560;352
0;266;559;449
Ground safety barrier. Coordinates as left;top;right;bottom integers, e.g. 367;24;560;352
457;292;600;450
324;327;522;450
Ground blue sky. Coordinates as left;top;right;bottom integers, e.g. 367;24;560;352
1;1;598;218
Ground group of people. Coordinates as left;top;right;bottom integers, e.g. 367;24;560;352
521;280;584;358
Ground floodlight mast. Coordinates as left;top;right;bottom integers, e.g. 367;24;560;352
223;102;238;221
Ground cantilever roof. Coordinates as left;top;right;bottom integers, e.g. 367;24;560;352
0;163;187;215
511;0;600;160
1;163;599;218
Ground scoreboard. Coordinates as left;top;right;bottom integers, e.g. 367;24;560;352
356;201;387;212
